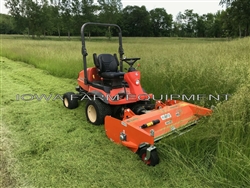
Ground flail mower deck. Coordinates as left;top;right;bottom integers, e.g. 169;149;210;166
63;22;212;166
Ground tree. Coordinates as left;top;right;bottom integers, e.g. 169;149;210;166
219;0;250;37
204;13;215;37
97;0;122;38
219;8;236;37
0;14;16;34
149;8;172;37
40;0;53;37
213;11;223;37
172;12;185;37
120;5;151;37
219;0;235;7
80;0;99;37
23;0;44;38
71;0;82;35
196;14;206;37
50;0;62;37
61;0;73;39
5;0;27;33
5;0;51;37
174;10;199;37
230;0;250;36
97;0;122;23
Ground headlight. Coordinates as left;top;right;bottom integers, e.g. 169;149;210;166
135;79;140;85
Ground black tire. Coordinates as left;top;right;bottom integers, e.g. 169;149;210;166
139;147;159;166
85;99;112;125
63;92;79;109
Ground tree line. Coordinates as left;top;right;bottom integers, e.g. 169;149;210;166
1;0;249;38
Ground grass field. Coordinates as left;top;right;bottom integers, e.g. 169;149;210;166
1;36;250;187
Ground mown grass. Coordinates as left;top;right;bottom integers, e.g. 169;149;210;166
1;36;250;187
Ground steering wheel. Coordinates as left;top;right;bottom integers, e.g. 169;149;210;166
122;57;140;67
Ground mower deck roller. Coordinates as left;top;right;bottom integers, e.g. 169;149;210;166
105;100;212;166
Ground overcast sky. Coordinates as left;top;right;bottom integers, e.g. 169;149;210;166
122;0;224;18
1;0;224;18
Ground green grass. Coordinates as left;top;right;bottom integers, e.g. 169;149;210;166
1;36;249;107
1;36;250;187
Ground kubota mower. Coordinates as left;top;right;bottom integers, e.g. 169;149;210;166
63;22;212;166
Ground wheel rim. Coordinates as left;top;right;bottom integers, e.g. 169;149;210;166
64;98;69;107
87;105;97;123
141;153;151;165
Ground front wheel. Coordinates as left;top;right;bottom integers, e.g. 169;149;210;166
85;99;112;125
63;92;79;109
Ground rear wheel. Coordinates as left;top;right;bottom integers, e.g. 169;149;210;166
85;99;112;125
139;147;159;166
63;92;79;109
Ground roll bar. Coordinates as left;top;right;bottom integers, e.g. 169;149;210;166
80;22;124;84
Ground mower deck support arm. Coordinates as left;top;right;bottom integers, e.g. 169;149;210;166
145;145;157;161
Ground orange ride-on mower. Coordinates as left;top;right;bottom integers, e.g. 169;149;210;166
63;22;212;166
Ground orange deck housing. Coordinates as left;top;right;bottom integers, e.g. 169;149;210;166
105;100;212;153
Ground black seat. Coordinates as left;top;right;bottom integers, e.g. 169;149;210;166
94;53;125;79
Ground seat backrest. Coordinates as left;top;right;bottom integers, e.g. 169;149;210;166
93;53;99;68
97;54;119;73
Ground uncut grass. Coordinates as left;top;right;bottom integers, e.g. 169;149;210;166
1;37;250;107
160;83;250;188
